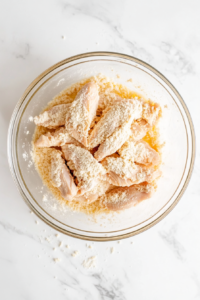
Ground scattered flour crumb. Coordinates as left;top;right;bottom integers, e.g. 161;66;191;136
66;245;70;249
46;237;51;242
61;35;66;39
35;220;39;225
42;194;48;202
28;160;33;168
28;116;34;122
54;258;61;263
127;78;132;82
82;256;97;269
110;247;114;254
59;241;62;247
118;241;121;244
72;251;79;257
55;234;59;238
51;203;57;211
22;152;28;161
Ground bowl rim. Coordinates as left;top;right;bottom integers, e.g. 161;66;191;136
7;51;196;241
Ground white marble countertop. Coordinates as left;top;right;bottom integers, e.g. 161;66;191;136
1;0;200;299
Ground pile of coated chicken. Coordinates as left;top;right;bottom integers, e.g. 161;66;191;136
34;82;162;211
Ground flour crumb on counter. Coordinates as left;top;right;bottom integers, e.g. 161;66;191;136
66;245;70;249
59;241;62;247
53;258;61;263
55;234;59;238
118;241;121;244
110;247;114;254
127;78;132;82
72;251;79;257
35;220;39;225
82;256;97;269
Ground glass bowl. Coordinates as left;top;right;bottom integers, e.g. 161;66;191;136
7;52;195;241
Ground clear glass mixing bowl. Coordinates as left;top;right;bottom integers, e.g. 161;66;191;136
7;52;195;241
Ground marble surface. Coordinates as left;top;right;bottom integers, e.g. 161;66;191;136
0;0;200;299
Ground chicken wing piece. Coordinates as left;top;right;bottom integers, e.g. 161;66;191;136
102;171;135;187
89;99;142;149
50;151;78;200
101;182;154;211
73;193;98;203
101;156;161;186
73;180;110;204
65;82;99;147
142;102;160;126
94;122;132;161
130;119;150;141
34;127;82;148
61;144;106;195
34;103;71;128
136;167;162;183
98;92;122;108
101;157;139;186
118;140;160;167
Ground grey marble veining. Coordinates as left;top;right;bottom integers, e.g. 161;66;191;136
0;0;200;299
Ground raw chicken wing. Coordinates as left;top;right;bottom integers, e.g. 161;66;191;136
94;122;132;161
130;119;150;141
62;144;106;194
118;140;160;167
35;127;82;148
142;102;160;126
101;182;154;211
102;156;161;186
73;180;110;204
65;82;99;147
89;99;142;148
50;151;77;200
34;103;71;128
